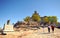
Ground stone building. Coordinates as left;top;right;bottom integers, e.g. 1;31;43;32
3;20;14;32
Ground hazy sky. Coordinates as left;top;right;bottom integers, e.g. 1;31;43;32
0;0;60;28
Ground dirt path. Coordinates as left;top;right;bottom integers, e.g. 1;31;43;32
0;27;60;38
21;28;60;38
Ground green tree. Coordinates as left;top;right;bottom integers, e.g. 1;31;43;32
43;16;49;23
48;16;57;24
32;11;41;22
24;16;30;22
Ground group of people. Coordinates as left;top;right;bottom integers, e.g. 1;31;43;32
48;23;55;33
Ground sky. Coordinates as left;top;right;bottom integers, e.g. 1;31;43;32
0;0;60;28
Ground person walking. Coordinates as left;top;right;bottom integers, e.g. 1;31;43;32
48;25;50;33
51;23;55;33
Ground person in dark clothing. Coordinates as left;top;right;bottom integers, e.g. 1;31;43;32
48;25;50;33
51;24;54;33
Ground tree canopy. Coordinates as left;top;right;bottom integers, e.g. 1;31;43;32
43;16;49;23
32;11;41;22
23;11;58;25
24;16;30;22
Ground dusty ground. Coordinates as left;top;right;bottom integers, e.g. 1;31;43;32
0;27;60;38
